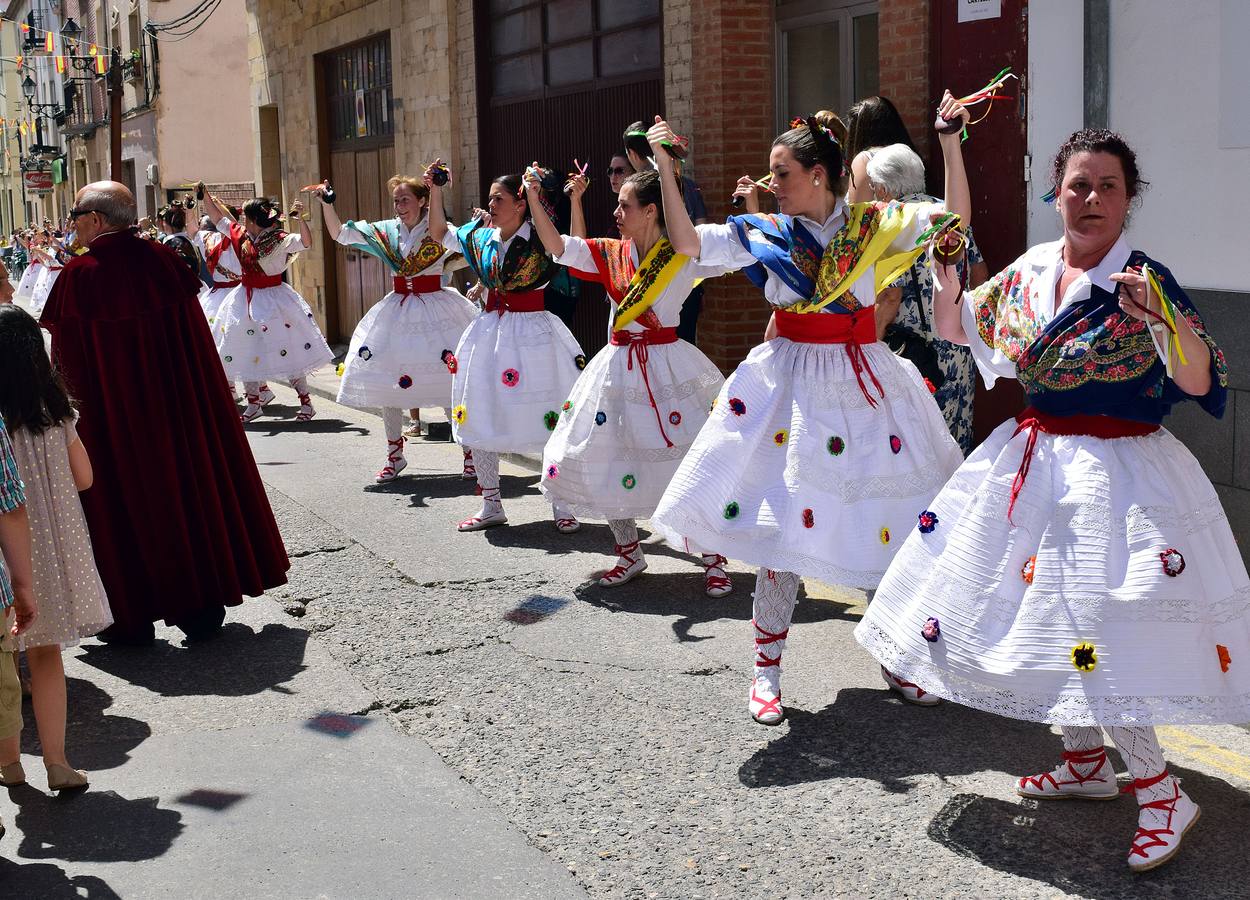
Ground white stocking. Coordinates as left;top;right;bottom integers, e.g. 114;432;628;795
290;376;311;405
751;568;800;672
607;519;642;565
473;450;503;514
1061;725;1104;753
381;407;404;443
243;381;262;402
1107;725;1179;833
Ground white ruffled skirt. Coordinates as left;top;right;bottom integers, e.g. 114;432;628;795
650;337;963;587
337;287;476;410
14;262;40;303
200;283;234;326
540;338;724;520
214;282;333;382
29;265;61;316
451;309;584;454
854;420;1250;727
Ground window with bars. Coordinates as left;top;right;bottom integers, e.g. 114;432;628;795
486;0;661;101
325;33;394;149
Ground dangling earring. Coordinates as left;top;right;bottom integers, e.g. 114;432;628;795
814;178;821;187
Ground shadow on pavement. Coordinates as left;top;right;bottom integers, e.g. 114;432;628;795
243;405;369;436
0;858;120;899
738;687;1054;794
75;622;308;698
21;678;152;772
361;471;530;506
575;571;856;642
9;784;183;862
927;762;1250;897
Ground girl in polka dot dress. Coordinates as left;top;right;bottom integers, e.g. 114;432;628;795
0;305;112;793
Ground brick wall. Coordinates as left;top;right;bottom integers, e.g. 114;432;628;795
690;0;775;372
662;0;693;140
877;0;931;160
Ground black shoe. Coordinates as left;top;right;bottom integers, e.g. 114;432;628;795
425;421;452;442
178;606;226;642
98;622;156;647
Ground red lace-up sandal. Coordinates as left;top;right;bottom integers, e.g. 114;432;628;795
1125;770;1199;872
880;666;941;706
295;392;316;421
701;553;732;598
257;385;275;407
458;487;507;531
1016;746;1120;800
461;449;476;480
749;620;786;725
598;539;647;587
240;393;264;423
375;437;407;483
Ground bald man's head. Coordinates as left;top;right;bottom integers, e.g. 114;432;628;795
73;180;137;242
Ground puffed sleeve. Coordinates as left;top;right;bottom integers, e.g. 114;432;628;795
954;251;1032;389
694;222;760;271
552;235;596;274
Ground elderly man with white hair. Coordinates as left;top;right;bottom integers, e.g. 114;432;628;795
863;143;989;453
39;181;290;645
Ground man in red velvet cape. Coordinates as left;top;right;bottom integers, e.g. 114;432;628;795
40;182;289;645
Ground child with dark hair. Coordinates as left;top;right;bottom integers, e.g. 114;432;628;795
0;305;110;794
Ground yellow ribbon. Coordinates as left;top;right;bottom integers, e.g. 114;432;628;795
1142;262;1187;371
613;238;690;329
794;202;928;313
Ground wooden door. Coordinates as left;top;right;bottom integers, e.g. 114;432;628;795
475;0;664;355
930;0;1028;444
317;33;395;343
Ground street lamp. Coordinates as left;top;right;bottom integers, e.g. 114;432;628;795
61;18;82;41
21;75;35;103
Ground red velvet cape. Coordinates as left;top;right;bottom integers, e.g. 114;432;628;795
40;229;289;631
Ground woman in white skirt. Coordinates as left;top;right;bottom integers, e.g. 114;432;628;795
202;192;333;422
525;166;732;596
426;164;585;533
855;129;1246;872
28;234;67;317
648;97;970;725
316;175;476;483
15;232;45;306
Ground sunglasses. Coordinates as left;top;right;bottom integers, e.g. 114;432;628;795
606;167;630;176
68;207;100;220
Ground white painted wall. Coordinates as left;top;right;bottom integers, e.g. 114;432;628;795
1028;1;1250;290
1025;0;1083;247
1108;0;1250;290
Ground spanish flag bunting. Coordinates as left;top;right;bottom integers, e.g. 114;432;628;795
20;22;29;35
89;43;97;56
19;121;26;136
14;54;22;70
95;53;106;74
55;55;65;74
44;30;53;53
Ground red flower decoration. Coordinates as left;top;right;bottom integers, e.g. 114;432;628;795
917;510;938;533
397;374;413;389
502;368;519;387
889;435;902;454
1022;556;1036;584
728;397;746;416
441;349;458;373
1160;548;1185;577
669;411;682;426
1218;644;1231;673
801;508;814;528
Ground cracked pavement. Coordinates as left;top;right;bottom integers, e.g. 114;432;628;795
238;386;1250;899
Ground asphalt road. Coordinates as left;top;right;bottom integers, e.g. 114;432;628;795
238;383;1250;899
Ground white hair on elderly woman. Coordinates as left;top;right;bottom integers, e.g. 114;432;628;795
864;143;927;200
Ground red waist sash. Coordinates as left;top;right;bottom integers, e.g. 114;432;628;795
393;274;441;296
610;327;680;447
1008;406;1160;523
485;288;545;314
241;272;283;309
211;279;241;289
774;307;884;407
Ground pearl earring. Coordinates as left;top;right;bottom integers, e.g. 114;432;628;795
814;178;821;187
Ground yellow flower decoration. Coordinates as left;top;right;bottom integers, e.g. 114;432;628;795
452;405;467;425
336;362;345;377
773;429;789;446
879;526;891;545
1071;643;1097;672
